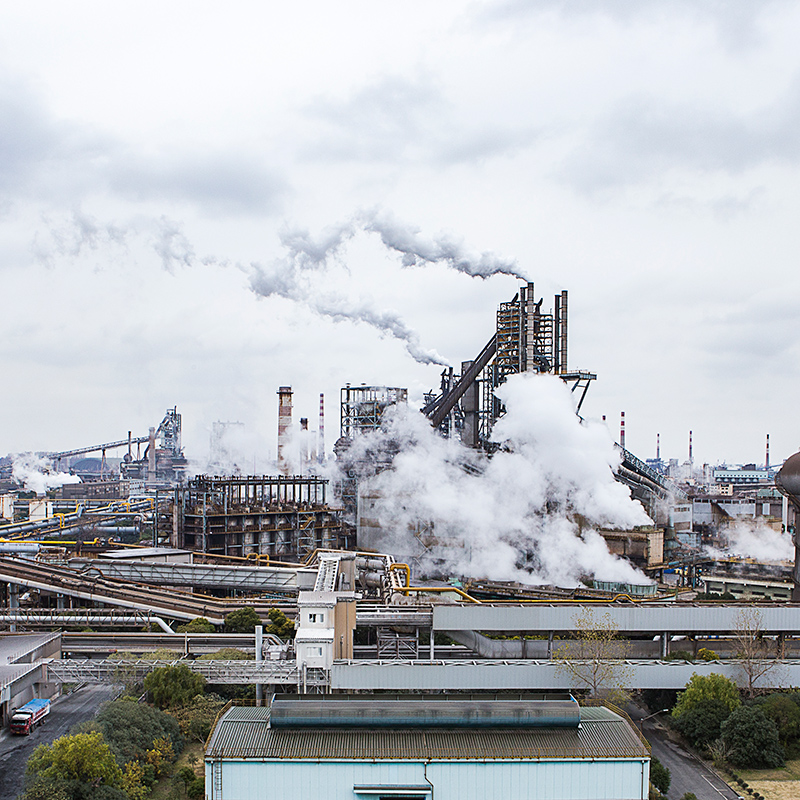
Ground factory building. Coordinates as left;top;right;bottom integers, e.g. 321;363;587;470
206;694;650;800
173;475;353;560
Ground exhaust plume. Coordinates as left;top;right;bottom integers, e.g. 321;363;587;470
12;453;81;496
344;372;652;587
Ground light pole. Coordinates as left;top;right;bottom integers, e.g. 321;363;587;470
639;708;670;731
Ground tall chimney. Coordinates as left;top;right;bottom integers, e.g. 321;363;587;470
689;430;693;465
766;433;770;470
656;433;660;460
620;411;625;450
146;426;156;484
277;386;292;475
318;393;325;464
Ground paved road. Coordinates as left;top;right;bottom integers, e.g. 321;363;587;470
628;704;743;800
0;684;120;800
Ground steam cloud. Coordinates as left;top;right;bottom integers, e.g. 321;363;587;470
707;518;794;562
346;372;652;587
12;453;81;496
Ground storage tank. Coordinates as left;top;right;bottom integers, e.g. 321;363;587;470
776;451;800;601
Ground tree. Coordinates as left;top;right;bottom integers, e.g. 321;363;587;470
650;757;671;794
672;673;740;719
144;664;206;709
553;609;632;702
145;736;175;778
734;609;779;696
223;606;261;633
672;698;733;749
91;698;184;765
167;694;226;744
759;693;800;747
121;761;149;800
266;607;295;639
175;617;216;633
721;706;785;768
25;732;124;798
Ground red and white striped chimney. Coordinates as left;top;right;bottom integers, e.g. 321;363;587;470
689;430;693;465
656;433;660;460
620;411;625;449
766;433;770;470
318;393;325;465
277;386;292;474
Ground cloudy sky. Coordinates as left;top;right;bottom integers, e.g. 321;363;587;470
2;0;799;469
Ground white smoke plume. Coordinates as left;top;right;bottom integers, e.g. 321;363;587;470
37;208;518;366
12;453;81;496
248;209;526;365
707;518;794;562
349;372;652;587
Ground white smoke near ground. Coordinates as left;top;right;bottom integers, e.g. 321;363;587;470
707;518;794;562
12;453;81;496
349;372;652;587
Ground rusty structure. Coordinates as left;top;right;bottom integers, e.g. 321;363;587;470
422;282;596;448
173;475;353;560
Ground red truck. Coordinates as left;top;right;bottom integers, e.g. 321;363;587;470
9;698;50;735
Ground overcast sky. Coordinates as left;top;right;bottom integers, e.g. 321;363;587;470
2;0;799;469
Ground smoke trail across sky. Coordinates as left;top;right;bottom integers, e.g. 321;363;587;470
34;208;521;366
348;372;652;587
248;209;525;365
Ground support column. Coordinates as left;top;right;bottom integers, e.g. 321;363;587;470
255;625;263;705
429;627;435;662
9;584;18;633
661;632;670;659
547;631;554;659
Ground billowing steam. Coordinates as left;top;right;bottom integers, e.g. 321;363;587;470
12;454;81;496
346;372;652;587
707;518;794;562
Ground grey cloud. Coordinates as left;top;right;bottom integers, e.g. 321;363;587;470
479;0;792;49
0;78;285;216
558;79;800;192
302;75;538;166
109;152;287;216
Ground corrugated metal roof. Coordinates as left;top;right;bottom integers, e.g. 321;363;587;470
206;705;647;761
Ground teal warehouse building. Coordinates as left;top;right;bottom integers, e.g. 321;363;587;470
205;693;650;800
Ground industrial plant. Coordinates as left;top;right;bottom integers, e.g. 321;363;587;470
1;280;799;800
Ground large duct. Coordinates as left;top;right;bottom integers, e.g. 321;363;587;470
277;386;293;475
776;451;800;601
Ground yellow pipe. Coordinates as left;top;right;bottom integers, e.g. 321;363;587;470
388;562;411;588
395;585;482;604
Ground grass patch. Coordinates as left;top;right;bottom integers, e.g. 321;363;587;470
736;759;800;783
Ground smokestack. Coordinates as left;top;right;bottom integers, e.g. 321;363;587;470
656;433;660;460
689;430;693;465
147;426;156;484
620;411;625;450
277;386;292;475
318;393;325;464
766;433;770;470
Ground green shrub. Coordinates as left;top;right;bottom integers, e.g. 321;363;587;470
144;665;205;710
721;706;784;769
650;757;671;794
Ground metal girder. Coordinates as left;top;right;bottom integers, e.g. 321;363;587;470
73;559;318;593
331;659;800;691
42;658;320;686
